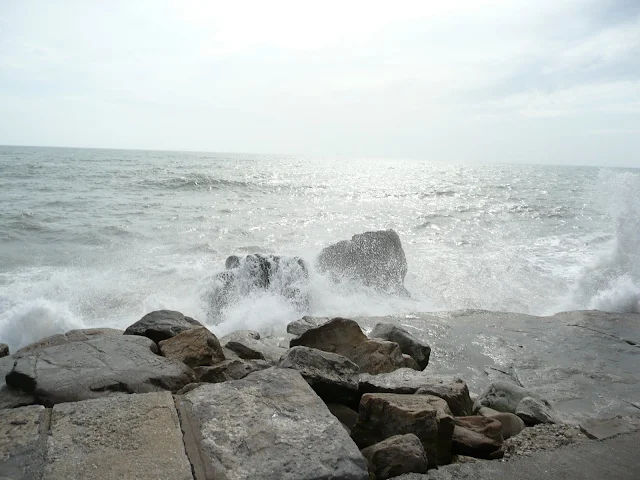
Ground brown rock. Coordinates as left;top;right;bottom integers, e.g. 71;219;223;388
158;327;225;368
477;406;526;439
361;434;428;480
452;416;504;459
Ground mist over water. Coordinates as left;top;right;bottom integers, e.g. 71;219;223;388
1;146;638;351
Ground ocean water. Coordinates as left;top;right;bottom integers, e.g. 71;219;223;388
1;145;638;351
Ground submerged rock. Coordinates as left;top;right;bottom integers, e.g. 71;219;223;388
316;229;410;296
0;343;9;358
370;323;431;369
124;310;203;344
361;434;428;480
158;326;225;368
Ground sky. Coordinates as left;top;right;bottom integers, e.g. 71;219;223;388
0;0;639;166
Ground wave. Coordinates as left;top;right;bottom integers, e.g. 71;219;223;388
138;174;254;191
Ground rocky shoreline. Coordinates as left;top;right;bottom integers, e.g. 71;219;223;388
1;308;639;479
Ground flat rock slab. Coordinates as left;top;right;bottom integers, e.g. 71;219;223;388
178;367;369;480
43;392;192;480
0;405;47;480
6;335;195;406
580;416;639;440
16;328;124;355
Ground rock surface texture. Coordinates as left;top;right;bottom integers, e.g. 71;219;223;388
451;416;504;459
16;328;123;355
370;323;431;369
158;326;225;368
360;434;428;480
0;405;47;480
124;310;203;344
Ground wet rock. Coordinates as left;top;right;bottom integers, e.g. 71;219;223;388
452;416;504;459
194;358;270;383
327;403;360;432
403;354;421;370
15;328;124;355
278;346;359;403
516;396;557;425
0;355;35;409
474;381;539;414
287;316;330;336
177;367;369;479
503;423;587;458
44;392;192;480
0;405;47;479
221;332;286;364
579;415;639;440
158;326;225;368
290;317;405;374
124;310;203;344
477;406;526;439
370;323;431;369
351;393;454;468
5;335;195;406
361;434;428;480
0;343;9;358
316;230;410;296
359;368;473;416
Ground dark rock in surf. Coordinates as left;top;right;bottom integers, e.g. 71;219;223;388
360;434;428;479
124;310;203;344
158;326;225;368
0;343;8;358
316;230;410;296
220;331;286;365
287;316;331;336
370;323;431;369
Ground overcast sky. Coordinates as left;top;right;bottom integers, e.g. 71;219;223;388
1;0;639;166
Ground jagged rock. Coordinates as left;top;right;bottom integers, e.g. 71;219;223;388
316;230;410;296
45;392;192;480
158;326;225;368
327;403;360;432
15;328;123;354
361;434;428;480
0;343;9;358
403;354;421;370
290;317;405;374
516;396;557;425
5;335;195;406
359;368;473;416
194;359;270;383
220;332;286;364
477;406;526;439
452;416;504;459
579;416;638;440
474;381;540;414
370;323;431;369
0;405;47;479
177;368;369;479
219;330;261;343
287;316;330;336
351;393;454;468
124;310;203;344
278;346;359;403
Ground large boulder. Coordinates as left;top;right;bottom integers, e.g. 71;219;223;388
351;393;455;468
124;310;203;344
316;230;410;296
370;323;431;369
177;368;369;479
452;416;504;459
207;254;310;318
158;326;225;368
290;317;405;374
359;368;473;416
477;407;526;439
5;335;195;406
15;328;123;355
277;346;360;403
361;434;429;480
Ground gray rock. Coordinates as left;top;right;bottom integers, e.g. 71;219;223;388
361;434;428;480
359;368;473;416
370;323;431;369
158;326;225;368
287;316;330;336
0;405;47;479
194;359;270;383
580;416;639;440
474;381;539;414
124;310;203;344
516;396;557;425
221;334;286;364
477;407;526;439
177;367;369;479
326;403;360;432
452;416;504;459
290;317;405;374
277;346;359;403
5;335;195;406
0;343;8;358
44;392;192;480
0;355;35;409
351;393;454;468
15;328;123;355
316;230;410;296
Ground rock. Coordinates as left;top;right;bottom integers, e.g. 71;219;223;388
287;316;330;336
278;346;360;403
44;392;192;480
0;405;47;479
516;397;557;425
580;416;638;440
5;335;195;406
503;423;587;458
452;416;504;459
177;367;369;479
351;393;454;468
221;333;286;364
0;343;9;358
15;328;123;354
158;326;225;368
327;403;360;432
359;368;473;416
403;354;421;370
0;356;35;409
477;407;526;439
370;323;431;369
474;381;539;414
194;359;270;383
361;434;428;480
316;230;410;296
290;317;405;374
124;310;203;344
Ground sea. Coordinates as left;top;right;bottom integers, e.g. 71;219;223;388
1;145;638;351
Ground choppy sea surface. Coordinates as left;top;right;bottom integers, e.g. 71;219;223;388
1;145;638;350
